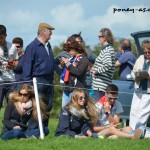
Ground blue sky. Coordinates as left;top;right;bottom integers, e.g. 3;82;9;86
1;0;150;48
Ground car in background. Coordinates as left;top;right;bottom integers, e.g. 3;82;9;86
112;30;150;127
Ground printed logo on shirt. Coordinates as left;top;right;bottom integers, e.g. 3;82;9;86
62;111;68;116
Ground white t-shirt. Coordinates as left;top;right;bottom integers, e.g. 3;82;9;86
0;42;18;82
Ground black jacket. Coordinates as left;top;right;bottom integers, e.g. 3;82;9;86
1;101;31;135
55;108;92;137
64;55;89;91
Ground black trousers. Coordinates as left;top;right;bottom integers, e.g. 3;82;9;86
28;77;54;129
0;82;16;108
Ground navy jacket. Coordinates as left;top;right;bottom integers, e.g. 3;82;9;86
55;108;92;137
22;38;54;81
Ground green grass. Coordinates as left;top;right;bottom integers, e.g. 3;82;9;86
0;109;149;150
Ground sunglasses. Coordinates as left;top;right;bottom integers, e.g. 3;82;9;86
16;46;21;48
79;96;86;101
143;51;150;54
107;96;118;101
98;35;103;38
19;92;28;97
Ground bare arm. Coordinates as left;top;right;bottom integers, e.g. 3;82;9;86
107;113;120;125
115;60;121;68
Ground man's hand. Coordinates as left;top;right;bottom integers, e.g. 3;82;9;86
103;101;111;113
6;60;16;69
135;76;141;82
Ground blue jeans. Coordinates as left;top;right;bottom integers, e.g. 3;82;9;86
62;90;72;108
25;127;49;138
1;129;26;140
1;127;49;140
0;83;16;109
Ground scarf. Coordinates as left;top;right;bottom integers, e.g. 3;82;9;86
18;100;33;114
70;106;86;119
62;55;83;83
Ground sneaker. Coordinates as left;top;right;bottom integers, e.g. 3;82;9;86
133;126;146;139
107;135;118;139
98;135;105;139
97;132;106;139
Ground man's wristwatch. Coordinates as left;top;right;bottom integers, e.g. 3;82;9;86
105;112;110;116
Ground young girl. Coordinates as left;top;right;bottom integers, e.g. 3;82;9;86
60;40;89;107
1;84;49;140
55;89;98;139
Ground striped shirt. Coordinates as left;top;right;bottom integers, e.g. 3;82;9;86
92;44;115;92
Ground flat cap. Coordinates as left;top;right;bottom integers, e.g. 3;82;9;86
38;23;55;31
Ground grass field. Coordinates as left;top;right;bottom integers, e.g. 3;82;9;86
0;109;149;150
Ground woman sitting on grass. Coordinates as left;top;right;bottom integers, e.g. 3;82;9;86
1;84;49;140
55;89;98;139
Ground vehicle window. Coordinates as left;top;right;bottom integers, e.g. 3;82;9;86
139;37;150;47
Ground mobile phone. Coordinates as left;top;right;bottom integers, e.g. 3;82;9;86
114;123;121;126
8;60;14;65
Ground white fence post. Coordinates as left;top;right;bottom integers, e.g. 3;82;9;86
33;77;44;140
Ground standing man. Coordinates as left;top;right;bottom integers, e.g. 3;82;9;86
12;37;24;90
22;23;55;128
91;28;115;101
0;25;18;108
115;39;136;80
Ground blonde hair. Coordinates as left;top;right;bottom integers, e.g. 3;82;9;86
9;84;49;121
66;89;98;124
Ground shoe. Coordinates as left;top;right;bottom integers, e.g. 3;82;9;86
98;135;105;139
26;135;37;139
107;135;118;139
97;132;106;139
133;126;146;139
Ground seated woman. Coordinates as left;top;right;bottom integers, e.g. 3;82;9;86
55;89;98;139
1;84;49;140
